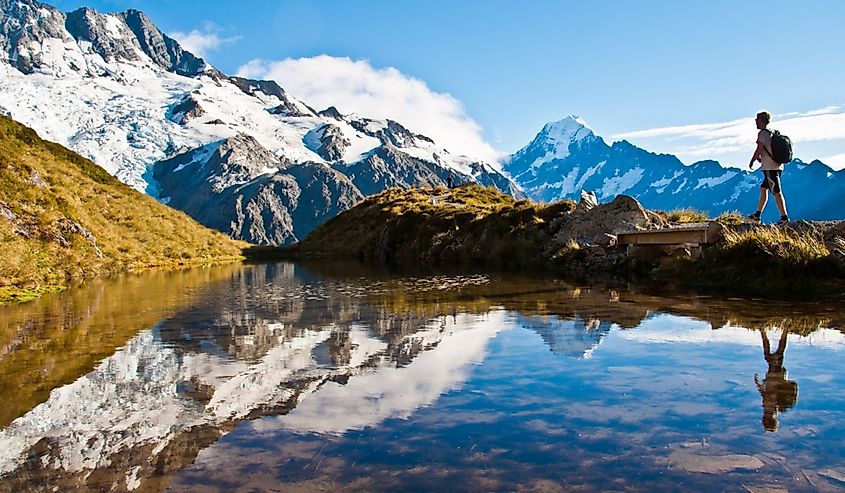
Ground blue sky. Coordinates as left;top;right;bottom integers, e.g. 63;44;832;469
51;0;845;169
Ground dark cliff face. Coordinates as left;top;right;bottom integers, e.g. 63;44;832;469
154;134;363;246
120;9;205;76
0;0;70;74
0;0;206;75
333;145;451;196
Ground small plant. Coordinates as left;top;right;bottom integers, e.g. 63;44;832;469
665;208;709;223
716;210;745;225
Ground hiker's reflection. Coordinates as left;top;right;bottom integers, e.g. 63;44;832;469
754;328;798;432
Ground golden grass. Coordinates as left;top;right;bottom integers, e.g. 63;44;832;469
715;210;746;225
662;208;710;223
720;226;830;265
0;115;247;301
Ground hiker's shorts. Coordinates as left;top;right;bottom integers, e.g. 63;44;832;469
760;170;782;193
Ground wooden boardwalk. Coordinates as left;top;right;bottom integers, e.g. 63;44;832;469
616;221;725;258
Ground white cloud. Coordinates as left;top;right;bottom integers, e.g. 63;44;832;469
170;24;239;59
235;55;502;164
821;152;845;169
612;107;845;170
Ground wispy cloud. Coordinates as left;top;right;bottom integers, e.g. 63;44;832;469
612;107;845;168
170;23;240;59
236;55;502;164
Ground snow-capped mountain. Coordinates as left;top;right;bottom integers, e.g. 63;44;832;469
0;0;522;245
504;116;845;221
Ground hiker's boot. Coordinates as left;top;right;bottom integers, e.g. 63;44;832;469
776;216;790;226
746;212;761;222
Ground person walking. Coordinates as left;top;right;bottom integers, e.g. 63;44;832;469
747;111;789;224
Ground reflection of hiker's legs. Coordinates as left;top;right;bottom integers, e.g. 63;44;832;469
759;328;771;355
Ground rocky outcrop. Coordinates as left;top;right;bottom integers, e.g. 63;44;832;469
317;106;344;120
120;9;205;76
305;124;350;162
0;0;73;74
229;76;316;117
552;195;668;245
0;0;205;76
166;94;204;124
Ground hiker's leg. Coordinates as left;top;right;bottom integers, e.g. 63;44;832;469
756;187;768;212
774;192;787;217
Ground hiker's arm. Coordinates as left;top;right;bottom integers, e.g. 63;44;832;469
748;142;765;169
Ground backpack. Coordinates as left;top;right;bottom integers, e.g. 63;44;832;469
767;129;793;164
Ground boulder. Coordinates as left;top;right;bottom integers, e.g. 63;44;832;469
578;190;598;211
553;195;667;243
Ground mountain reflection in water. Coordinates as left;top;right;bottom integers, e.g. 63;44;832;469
0;262;843;492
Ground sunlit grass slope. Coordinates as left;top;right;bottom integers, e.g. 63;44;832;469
284;184;576;269
0;115;247;302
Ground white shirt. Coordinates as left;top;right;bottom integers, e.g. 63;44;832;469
757;129;782;171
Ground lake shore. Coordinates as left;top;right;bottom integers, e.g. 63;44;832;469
273;185;845;299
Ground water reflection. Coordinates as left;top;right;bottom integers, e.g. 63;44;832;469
0;262;843;492
754;328;799;432
518;315;612;359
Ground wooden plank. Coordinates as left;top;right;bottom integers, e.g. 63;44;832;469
617;221;724;246
618;229;707;245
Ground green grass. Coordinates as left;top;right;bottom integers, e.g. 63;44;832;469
0;115;248;303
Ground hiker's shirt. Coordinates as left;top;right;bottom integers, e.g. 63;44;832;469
757;129;782;171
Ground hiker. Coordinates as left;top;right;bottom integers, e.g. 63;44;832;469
754;328;798;432
747;111;790;225
446;174;454;188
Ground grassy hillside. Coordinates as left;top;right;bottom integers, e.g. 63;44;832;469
0;115;247;303
282;184;576;269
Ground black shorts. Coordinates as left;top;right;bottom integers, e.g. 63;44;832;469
760;170;782;193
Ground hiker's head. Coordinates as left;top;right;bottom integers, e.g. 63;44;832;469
756;111;771;129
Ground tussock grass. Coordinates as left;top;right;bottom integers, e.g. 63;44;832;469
0;115;247;303
285;184;575;270
720;227;830;265
678;225;844;296
660;208;710;224
715;210;745;225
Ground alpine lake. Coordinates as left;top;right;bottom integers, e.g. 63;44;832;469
1;261;844;492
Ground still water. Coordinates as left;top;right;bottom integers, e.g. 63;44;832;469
1;262;844;492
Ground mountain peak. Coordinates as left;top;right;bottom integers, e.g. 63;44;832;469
540;115;594;144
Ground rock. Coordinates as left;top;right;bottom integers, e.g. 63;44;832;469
594;233;617;248
305;124;351;162
167;95;204;125
28;170;48;188
56;218;103;257
0;200;16;223
669;451;764;474
318;106;344;120
554;195;667;243
229;76;316;117
579;190;598;211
